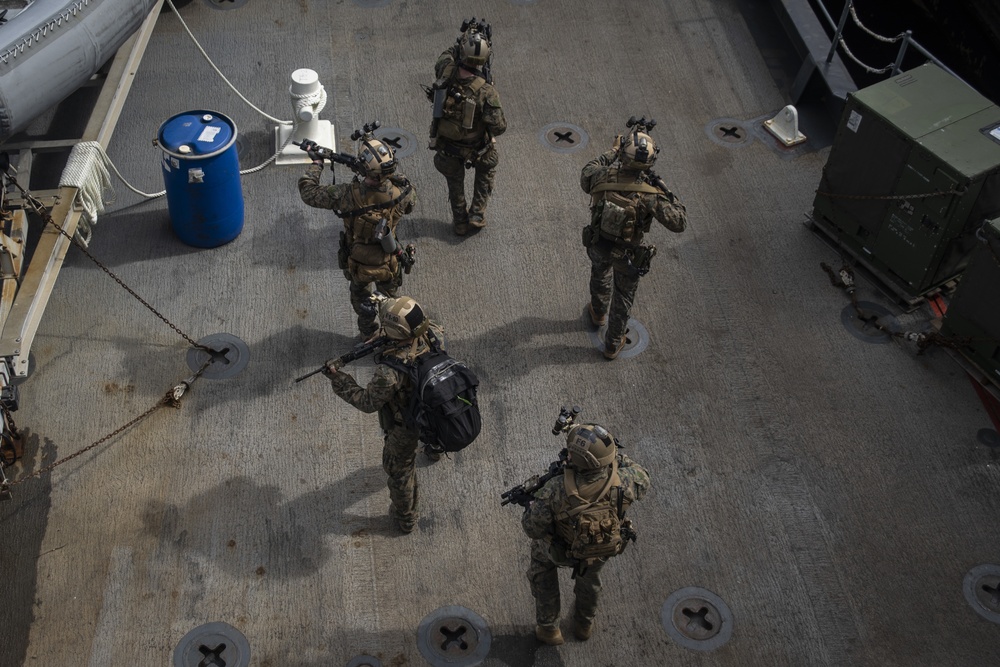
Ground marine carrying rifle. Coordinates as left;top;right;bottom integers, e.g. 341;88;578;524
296;122;383;182
296;138;364;182
501;448;568;507
500;405;581;507
295;335;393;383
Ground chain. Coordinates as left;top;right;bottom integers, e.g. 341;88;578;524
815;186;967;202
12;178;211;352
3;356;212;488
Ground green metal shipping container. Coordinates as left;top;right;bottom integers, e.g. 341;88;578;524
940;217;1000;386
811;63;1000;302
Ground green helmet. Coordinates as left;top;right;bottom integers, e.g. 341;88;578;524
458;30;490;69
566;423;617;470
619;130;657;171
379;296;429;340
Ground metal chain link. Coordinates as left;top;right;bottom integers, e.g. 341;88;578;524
14;182;211;352
3;356;213;488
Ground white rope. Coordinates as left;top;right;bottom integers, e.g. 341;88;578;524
162;0;318;176
163;0;292;126
848;2;907;44
72;0;325;199
837;38;896;75
59;141;116;225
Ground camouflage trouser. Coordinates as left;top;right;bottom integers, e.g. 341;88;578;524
527;539;606;627
348;275;399;337
382;422;420;529
433;145;499;223
587;242;641;345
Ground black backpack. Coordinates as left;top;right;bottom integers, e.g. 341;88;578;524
381;334;481;452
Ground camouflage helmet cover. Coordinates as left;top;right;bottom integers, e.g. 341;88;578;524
379;296;429;340
565;423;617;470
358;137;397;180
619;130;657;171
459;30;490;68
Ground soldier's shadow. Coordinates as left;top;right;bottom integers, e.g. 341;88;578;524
395;215;470;247
449;315;598;386
141;465;396;580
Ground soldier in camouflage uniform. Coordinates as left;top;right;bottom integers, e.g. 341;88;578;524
522;423;650;644
580;123;687;359
429;22;507;236
299;135;417;337
322;296;445;534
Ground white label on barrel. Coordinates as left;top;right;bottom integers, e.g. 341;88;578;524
197;126;222;143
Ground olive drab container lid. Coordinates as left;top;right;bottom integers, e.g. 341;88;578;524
158;111;237;159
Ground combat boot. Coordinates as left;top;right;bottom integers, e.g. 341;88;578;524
469;213;486;229
535;624;564;646
603;337;626;360
390;506;416;534
587;303;607;327
573;617;593;641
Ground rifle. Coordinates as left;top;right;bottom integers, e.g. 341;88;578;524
501;405;580;507
500;448;568;507
424;78;464;149
295;336;392;383
296;138;365;182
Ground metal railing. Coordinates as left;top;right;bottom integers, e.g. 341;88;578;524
818;0;971;87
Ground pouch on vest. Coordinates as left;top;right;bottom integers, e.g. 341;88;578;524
348;254;398;284
597;191;638;243
555;465;627;564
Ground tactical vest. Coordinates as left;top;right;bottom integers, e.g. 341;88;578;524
553;460;629;565
590;168;662;245
437;76;488;144
342;180;405;283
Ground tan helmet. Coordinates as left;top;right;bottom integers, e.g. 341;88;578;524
358;137;396;181
565;423;617;470
379;296;429;340
619;131;657;171
458;30;490;69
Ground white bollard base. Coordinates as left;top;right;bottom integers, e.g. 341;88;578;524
275;120;335;166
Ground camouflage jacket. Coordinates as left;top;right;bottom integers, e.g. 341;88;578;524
521;453;650;545
327;324;445;430
580;150;687;243
298;164;416;221
433;47;506;145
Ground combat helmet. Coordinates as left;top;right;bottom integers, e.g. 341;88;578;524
380;296;430;340
458;30;490;69
619;131;658;171
565;423;617;470
358;137;397;181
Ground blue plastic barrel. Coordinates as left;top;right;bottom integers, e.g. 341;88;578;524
157;110;244;248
